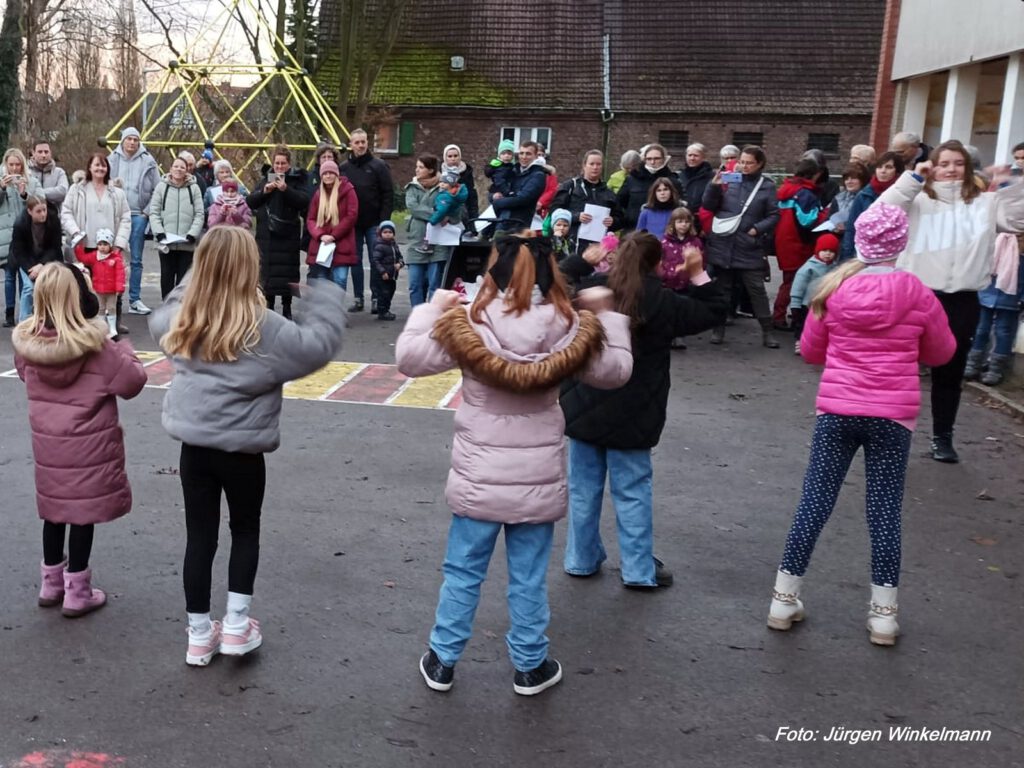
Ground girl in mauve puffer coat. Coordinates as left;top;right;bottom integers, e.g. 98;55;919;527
765;203;955;648
396;232;632;697
13;262;147;618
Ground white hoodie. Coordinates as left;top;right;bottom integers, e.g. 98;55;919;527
879;171;1024;293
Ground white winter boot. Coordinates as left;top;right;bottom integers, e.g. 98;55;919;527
767;570;805;630
867;585;899;646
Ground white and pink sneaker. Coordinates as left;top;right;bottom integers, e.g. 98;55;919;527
221;618;262;656
186;620;222;666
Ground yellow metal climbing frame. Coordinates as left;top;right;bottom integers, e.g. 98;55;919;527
104;0;348;169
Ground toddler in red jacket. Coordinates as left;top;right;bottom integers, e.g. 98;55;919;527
766;203;955;647
75;228;125;338
12;262;146;618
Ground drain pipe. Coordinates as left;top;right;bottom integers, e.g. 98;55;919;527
600;32;614;176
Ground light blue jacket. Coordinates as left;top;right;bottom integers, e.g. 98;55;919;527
790;256;834;309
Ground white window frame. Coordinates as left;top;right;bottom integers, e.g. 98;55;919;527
374;123;400;156
500;126;552;154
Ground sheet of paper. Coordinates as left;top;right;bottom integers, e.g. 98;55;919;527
530;215;545;231
162;233;188;245
812;220;836;233
476;205;497;233
578;204;610;242
315;241;336;266
427;222;465;246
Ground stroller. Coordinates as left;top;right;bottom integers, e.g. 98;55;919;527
441;216;528;290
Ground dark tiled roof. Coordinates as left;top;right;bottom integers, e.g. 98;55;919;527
316;0;885;115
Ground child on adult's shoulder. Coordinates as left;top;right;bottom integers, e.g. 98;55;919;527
12;262;147;618
659;207;704;293
372;219;404;321
206;180;252;229
75;228;126;338
789;233;839;355
485;139;517;202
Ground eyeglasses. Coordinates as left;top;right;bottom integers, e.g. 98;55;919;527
645;155;663;162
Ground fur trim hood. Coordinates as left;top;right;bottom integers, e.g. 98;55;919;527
12;319;108;387
431;306;605;393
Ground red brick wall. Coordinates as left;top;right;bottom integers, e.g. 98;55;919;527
379;109;874;209
870;0;902;153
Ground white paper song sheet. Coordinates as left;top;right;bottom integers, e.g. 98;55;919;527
426;222;465;246
476;205;497;233
315;241;336;266
578;205;610;242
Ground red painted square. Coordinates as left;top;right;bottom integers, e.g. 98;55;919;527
144;358;175;387
327;363;408;404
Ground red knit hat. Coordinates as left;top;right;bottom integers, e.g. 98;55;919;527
814;233;840;256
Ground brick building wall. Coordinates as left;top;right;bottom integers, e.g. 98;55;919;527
379;109;874;210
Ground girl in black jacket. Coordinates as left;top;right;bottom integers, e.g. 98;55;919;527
10;196;64;318
559;232;728;588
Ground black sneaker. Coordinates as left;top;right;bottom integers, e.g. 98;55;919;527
349;298;364;312
513;658;562;696
377;311;396;321
371;298;379;314
419;649;454;692
623;557;673;590
930;433;959;463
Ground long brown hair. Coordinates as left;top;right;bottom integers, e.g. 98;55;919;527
469;230;574;325
645;177;679;210
161;227;265;362
608;232;661;328
923;140;980;205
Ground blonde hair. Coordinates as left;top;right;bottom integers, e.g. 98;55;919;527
3;147;28;174
809;260;867;319
161;227;265;362
315;178;340;228
16;263;106;353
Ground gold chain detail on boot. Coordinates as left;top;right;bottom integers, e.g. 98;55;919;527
773;590;799;604
870;602;898;616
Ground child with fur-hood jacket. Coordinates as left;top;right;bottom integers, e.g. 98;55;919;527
396;233;632;696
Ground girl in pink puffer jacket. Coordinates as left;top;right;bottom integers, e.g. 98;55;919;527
397;232;632;697
765;203;955;648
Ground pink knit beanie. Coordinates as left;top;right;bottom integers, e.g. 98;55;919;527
854;202;909;264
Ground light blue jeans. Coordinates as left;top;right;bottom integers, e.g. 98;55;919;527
430;514;554;672
565;438;656;586
350;227;377;301
307;263;350;293
407;261;445;307
19;268;34;319
128;213;148;302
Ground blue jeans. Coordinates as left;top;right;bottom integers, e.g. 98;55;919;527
407;261;444;307
430;514;554;672
565;438;656;586
972;305;1020;356
128;213;148;302
307;263;350;292
19;269;34;319
4;264;18;318
350;227;377;301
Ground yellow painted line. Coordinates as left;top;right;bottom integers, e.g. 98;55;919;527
389;369;463;408
284;361;364;399
136;351;166;363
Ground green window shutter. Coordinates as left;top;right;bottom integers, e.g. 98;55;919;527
399;121;415;155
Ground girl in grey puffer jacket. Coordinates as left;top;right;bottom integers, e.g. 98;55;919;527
149;226;345;667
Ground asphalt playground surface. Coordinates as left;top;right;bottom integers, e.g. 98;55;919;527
0;248;1021;768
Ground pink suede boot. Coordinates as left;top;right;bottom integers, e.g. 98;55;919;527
39;560;66;607
62;568;107;618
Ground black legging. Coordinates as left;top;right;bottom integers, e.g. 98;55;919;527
180;443;266;614
42;522;95;573
266;293;292;318
159;248;194;299
931;291;980;436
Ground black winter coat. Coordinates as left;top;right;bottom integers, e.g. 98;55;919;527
701;173;779;271
677;162;714;216
551;176;623;247
246;168;311;297
10;204;63;272
492;162;547;229
340;152;394;230
560;275;728;449
617;166;681;230
454;163;479;221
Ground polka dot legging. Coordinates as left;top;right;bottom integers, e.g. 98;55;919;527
780;414;912;587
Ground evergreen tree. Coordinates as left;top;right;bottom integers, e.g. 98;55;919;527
0;0;24;148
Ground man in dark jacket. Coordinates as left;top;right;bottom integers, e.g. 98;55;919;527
551;149;623;252
492;141;547;231
246;145;311;320
891;131;932;170
676;143;714;222
340;129;394;313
